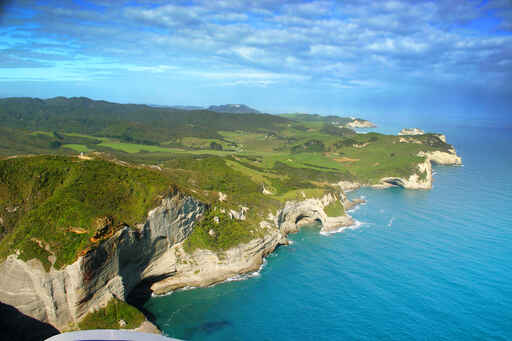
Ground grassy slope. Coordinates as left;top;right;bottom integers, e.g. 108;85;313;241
0;156;171;270
78;297;146;330
323;200;345;217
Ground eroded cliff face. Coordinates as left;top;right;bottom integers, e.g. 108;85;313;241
0;192;205;330
150;192;355;294
277;192;354;234
418;149;462;165
379;158;433;190
377;147;462;190
150;228;286;294
346;119;376;128
0;185;356;330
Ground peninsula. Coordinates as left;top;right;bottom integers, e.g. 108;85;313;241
0;97;461;335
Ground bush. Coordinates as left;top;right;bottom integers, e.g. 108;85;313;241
184;209;254;253
78;298;145;330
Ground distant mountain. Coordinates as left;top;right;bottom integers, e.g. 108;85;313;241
168;105;205;110
207;104;260;114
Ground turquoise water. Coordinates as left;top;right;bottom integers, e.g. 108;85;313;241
144;125;512;340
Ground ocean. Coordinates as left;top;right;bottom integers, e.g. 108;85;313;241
144;124;512;340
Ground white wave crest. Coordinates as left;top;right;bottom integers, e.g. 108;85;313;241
151;285;201;297
320;219;364;236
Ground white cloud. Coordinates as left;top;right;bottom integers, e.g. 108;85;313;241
2;0;511;97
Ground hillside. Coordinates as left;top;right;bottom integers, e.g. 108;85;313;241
280;113;375;128
0;97;287;144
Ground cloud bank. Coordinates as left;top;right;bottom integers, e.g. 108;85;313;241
0;0;511;119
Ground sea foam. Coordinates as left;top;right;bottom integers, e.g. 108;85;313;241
319;219;365;236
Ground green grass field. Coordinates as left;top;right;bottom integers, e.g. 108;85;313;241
63;144;92;153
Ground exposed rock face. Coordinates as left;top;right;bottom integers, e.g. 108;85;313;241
150;192;354;293
398;128;425;135
0;192;205;331
151;229;286;294
418;149;462;165
378;146;462;189
379;158;432;190
435;134;447;143
277;192;354;234
346;119;376;128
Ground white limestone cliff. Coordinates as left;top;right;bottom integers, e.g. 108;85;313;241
398;128;425;135
346;119;376;128
0;188;356;331
151;192;355;294
418;149;462;165
0;192;206;331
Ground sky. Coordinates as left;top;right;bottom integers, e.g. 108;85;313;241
0;0;511;123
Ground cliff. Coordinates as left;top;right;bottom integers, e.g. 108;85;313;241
0;184;356;332
377;147;461;189
346;119;376;128
398;128;425;135
151;192;353;294
379;157;433;189
0;192;205;331
418;149;462;165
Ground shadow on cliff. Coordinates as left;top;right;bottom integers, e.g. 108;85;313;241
0;302;60;341
126;273;172;323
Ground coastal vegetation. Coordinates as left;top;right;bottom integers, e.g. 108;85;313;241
184;208;260;253
0;155;171;270
77;298;145;330
323;200;345;217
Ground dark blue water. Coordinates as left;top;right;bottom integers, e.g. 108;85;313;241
145;125;512;340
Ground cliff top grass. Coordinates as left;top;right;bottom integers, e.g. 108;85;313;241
78;297;146;330
0;155;172;270
323;200;345;217
184;208;263;253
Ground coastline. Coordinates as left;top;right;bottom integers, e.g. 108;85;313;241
148;147;463;296
0;145;462;334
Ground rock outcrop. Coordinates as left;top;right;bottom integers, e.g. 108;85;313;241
276;192;354;234
151;192;355;293
379;158;432;190
151;229;286;294
346;119;376;128
398;128;425;135
418;149;462;165
378;145;461;189
0;192;205;331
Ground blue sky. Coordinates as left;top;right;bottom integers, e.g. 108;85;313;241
0;0;511;122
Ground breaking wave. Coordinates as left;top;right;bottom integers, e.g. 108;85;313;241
319;219;365;236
